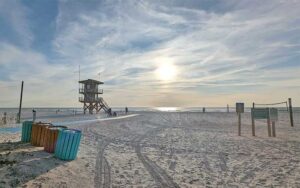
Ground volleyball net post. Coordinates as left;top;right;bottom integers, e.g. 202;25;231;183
289;98;294;127
251;103;255;136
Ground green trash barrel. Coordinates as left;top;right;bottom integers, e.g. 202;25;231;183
55;129;81;161
21;121;33;142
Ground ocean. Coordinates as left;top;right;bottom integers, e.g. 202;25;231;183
1;107;299;134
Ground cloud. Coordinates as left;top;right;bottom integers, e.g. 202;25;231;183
0;0;300;107
0;43;79;107
0;0;33;47
52;0;300;106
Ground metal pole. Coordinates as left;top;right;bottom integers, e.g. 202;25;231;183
288;98;294;127
79;65;81;81
252;102;255;136
17;81;24;123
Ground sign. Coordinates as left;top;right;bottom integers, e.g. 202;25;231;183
252;108;278;121
236;103;244;113
252;108;269;119
269;108;278;121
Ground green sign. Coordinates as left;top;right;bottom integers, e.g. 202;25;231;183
252;108;269;119
269;108;278;121
252;108;278;121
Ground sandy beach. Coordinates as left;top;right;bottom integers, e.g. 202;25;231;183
0;111;299;188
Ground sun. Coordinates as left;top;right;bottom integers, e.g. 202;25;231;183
155;62;178;81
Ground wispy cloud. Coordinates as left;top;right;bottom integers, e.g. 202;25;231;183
0;0;33;47
0;0;300;107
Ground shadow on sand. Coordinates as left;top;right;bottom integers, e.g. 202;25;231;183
0;141;68;187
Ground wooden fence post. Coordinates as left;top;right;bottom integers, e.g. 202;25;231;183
288;98;294;127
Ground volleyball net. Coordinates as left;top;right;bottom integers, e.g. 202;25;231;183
254;101;289;112
253;98;295;127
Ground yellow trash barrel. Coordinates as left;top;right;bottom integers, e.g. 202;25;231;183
31;122;53;146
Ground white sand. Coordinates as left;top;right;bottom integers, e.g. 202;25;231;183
1;112;300;187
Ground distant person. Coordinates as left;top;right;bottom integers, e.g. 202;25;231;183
113;112;117;117
203;107;206;113
2;112;7;124
125;107;128;114
32;109;36;122
107;108;112;117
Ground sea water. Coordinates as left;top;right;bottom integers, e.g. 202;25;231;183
1;107;299;134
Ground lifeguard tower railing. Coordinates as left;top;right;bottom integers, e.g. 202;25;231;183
79;88;103;94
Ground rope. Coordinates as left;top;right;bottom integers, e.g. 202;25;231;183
255;101;287;106
254;101;289;111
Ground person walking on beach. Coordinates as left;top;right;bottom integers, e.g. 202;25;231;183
125;107;128;114
2;112;7;124
32;109;36;122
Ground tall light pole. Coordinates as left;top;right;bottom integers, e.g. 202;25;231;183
17;81;24;123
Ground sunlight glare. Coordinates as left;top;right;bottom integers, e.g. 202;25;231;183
155;62;178;81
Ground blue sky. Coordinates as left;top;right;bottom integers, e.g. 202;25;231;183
0;0;300;107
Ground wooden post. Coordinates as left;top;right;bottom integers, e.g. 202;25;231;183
267;108;272;137
251;103;255;136
267;118;272;137
238;112;241;136
288;98;294;127
272;121;276;137
17;81;24;123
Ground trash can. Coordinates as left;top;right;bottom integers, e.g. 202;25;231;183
55;129;82;160
21;121;33;142
31;122;53;146
44;126;67;153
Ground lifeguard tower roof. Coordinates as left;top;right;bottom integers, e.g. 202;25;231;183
79;79;104;84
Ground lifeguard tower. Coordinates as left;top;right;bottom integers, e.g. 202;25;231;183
79;79;110;114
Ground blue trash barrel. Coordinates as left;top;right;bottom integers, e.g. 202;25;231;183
21;121;33;142
55;129;81;160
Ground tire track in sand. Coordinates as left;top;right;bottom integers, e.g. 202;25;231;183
133;117;180;188
86;126;111;188
94;140;111;188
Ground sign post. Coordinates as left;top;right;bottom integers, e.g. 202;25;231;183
251;106;278;137
236;103;244;136
272;121;276;137
269;108;278;137
267;109;271;137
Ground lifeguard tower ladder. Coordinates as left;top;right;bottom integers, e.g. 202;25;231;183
79;79;110;114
